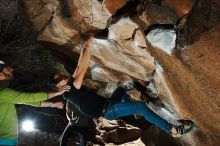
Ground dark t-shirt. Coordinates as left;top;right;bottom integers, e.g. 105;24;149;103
63;85;107;118
66;101;90;127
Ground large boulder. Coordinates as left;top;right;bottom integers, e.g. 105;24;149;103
146;25;220;146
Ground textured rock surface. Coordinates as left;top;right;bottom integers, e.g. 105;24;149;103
92;18;155;81
180;25;220;145
146;25;220;146
96;118;142;144
147;28;176;55
18;119;143;146
141;125;189;146
176;0;220;48
163;0;193;17
1;0;220;145
137;0;179;29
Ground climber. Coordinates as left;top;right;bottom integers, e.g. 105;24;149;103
50;36;194;138
0;61;71;146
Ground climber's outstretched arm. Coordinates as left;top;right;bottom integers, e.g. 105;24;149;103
73;36;93;89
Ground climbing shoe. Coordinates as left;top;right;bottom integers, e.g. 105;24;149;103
172;120;195;137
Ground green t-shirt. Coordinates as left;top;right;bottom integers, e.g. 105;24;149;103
0;87;48;145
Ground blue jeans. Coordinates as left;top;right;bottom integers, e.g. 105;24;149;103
103;87;173;133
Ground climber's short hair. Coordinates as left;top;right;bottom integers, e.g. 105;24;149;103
49;72;70;85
